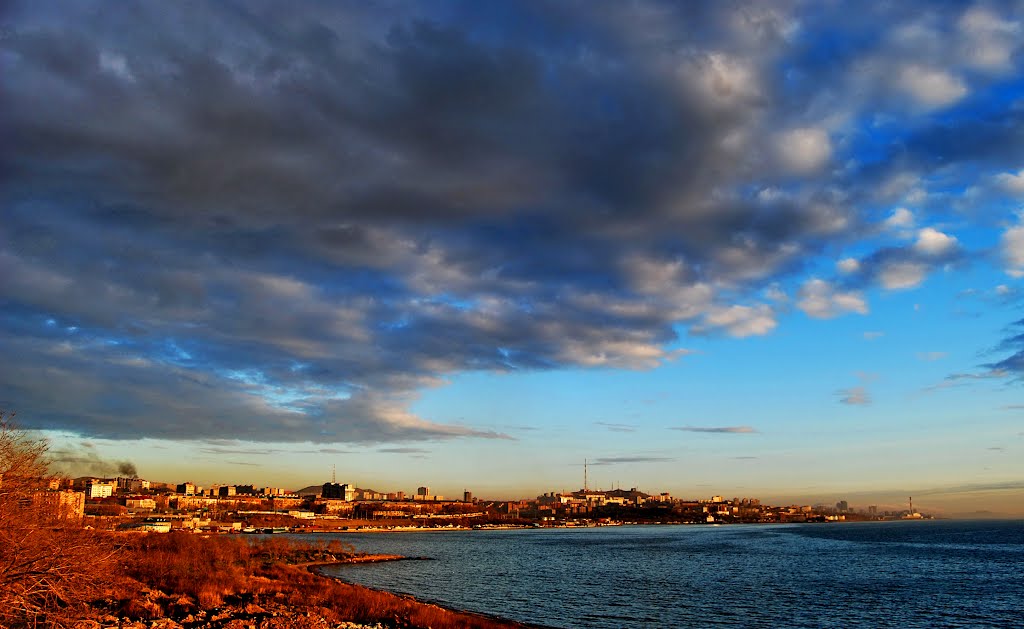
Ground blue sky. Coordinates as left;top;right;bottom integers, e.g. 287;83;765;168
2;1;1023;515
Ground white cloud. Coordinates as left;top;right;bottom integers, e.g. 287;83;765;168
685;52;761;111
797;278;868;319
837;257;860;274
958;7;1020;73
863;331;884;340
837;386;870;405
913;227;957;256
877;174;919;202
994;170;1024;195
898;65;967;108
1001;221;1024;277
99;51;135;82
773;127;832;174
700;304;777;337
883;207;914;230
764;283;788;303
879;261;927;289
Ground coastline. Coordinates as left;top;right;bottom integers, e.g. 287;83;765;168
312;557;550;629
69;535;541;629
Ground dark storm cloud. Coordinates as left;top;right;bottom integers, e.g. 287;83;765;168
1;1;1018;442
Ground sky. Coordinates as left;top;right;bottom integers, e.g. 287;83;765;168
2;1;1024;516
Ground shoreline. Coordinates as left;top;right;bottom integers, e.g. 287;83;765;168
294;553;413;568
312;557;550;629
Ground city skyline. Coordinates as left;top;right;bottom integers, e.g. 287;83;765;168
2;2;1023;516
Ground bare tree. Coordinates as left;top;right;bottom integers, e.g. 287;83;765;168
0;412;116;627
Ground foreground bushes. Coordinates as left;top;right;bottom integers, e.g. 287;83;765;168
2;417;525;628
0;417;117;628
111;533;525;629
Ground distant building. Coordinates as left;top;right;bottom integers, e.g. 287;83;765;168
173;495;218;510
316;498;355;515
86;480;115;499
32;490;85;521
321;482;356;501
132;519;171;533
176;482;196;495
117;477;150;492
417;486;430;497
125;497;157;511
463;490;473;503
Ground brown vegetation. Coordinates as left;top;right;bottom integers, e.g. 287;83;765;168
0;413;118;628
103;533;531;628
1;416;530;628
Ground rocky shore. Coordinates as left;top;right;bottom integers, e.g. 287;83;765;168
67;540;534;629
75;588;389;629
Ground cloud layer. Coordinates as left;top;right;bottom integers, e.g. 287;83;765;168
670;426;758;434
2;2;1022;443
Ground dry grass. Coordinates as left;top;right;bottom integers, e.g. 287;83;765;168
113;533;526;628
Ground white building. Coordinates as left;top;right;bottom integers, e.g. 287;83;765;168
86;481;115;499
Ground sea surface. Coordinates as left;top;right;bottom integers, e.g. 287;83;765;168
313;520;1024;628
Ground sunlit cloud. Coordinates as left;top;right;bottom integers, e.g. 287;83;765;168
837;386;871;406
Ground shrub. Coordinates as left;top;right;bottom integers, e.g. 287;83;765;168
0;413;117;628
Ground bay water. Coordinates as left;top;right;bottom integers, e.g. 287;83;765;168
315;521;1023;628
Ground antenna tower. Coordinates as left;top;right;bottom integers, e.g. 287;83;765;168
332;464;336;484
584;458;588;492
